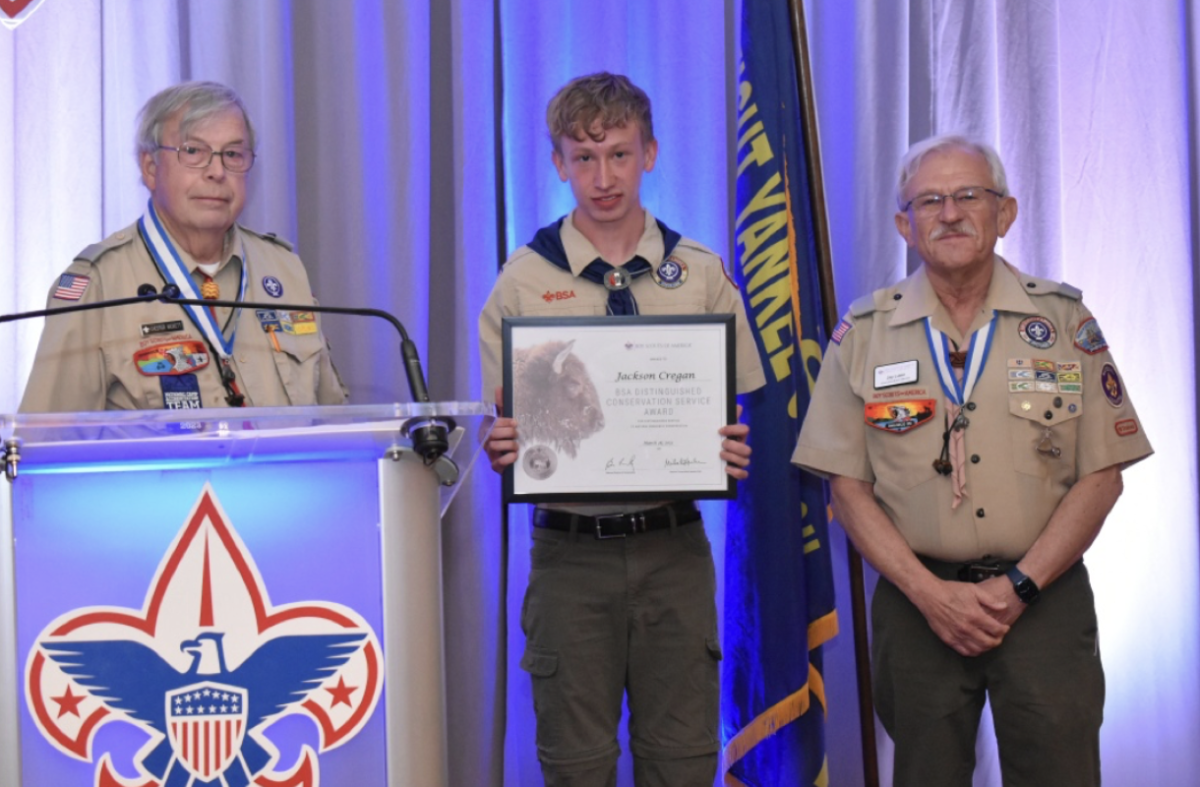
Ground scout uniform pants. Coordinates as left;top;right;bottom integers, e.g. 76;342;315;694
872;559;1104;787
520;519;722;786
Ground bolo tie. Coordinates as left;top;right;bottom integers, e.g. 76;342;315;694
201;273;246;407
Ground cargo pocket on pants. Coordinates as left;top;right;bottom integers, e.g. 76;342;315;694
520;645;559;677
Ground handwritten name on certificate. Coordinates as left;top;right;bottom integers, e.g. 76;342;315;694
503;315;735;502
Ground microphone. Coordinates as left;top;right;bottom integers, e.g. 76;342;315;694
4;284;454;467
150;284;453;465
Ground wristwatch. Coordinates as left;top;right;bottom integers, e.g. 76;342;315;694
1006;566;1041;604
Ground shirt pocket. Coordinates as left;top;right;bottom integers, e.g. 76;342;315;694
1008;393;1083;479
270;331;324;405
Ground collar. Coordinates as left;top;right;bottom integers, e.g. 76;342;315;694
892;255;1039;329
158;223;242;275
530;210;681;277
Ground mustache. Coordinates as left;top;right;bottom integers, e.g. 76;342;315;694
931;222;977;240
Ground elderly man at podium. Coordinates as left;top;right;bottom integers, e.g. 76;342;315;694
20;81;346;413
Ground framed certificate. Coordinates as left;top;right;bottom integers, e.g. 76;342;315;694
501;314;737;503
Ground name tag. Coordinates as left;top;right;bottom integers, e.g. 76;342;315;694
875;360;918;389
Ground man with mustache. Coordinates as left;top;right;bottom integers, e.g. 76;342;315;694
793;135;1152;786
20;81;346;412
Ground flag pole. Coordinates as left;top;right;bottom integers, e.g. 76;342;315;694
784;1;880;785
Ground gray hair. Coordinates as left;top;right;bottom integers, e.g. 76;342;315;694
895;134;1008;208
135;81;256;160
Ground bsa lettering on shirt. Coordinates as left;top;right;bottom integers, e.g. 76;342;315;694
542;290;577;303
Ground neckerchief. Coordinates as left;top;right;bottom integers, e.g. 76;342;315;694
925;312;997;508
528;215;682;315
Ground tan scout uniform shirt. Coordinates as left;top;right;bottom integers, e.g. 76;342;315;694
479;210;766;514
792;256;1152;562
20;221;347;412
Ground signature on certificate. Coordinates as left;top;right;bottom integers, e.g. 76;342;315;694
604;456;637;474
664;457;706;468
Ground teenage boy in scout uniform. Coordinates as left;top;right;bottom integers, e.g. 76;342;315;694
479;73;765;785
793;134;1153;787
20;81;346;412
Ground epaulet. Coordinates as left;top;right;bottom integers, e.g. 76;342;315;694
241;226;294;252
74;228;137;265
849;292;878;318
1019;272;1082;300
672;237;718;258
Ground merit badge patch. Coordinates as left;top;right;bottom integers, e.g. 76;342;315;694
1008;369;1033;380
1115;418;1139;436
281;310;318;335
161;373;203;409
135;342;210;376
256;309;282;332
1009;381;1034;392
1101;363;1124;407
651;256;688;289
1008;358;1031;368
831;319;853;345
53;273;90;301
1074;317;1109;355
1032;359;1056;372
140;320;184;337
262;275;284;298
1019;316;1057;349
864;400;935;433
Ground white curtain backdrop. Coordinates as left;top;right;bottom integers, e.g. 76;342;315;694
1;1;1196;786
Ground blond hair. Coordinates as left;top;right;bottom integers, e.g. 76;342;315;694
546;72;654;153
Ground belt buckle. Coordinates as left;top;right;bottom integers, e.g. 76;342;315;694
959;561;1004;583
594;513;628;539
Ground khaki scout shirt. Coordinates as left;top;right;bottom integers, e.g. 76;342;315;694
479;210;767;515
792;256;1152;562
19;221;348;412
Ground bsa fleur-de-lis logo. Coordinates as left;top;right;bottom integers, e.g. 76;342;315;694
25;483;384;787
1;0;48;30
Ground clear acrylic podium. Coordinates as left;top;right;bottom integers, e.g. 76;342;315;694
0;402;492;787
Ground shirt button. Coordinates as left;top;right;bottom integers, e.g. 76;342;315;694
1053;396;1063;408
893;293;902;300
976;508;986;518
970;454;981;464
966;402;977;411
1043;410;1053;420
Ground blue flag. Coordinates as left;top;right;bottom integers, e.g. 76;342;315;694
722;1;839;785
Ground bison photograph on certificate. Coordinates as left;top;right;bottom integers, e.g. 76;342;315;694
501;315;736;503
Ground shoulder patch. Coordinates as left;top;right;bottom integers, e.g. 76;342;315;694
241;226;294;252
830;317;854;345
849;292;877;318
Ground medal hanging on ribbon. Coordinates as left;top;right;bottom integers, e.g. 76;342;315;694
139;200;249;406
924;313;997;504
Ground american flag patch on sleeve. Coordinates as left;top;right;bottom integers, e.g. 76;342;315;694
53;273;90;301
831;318;853;345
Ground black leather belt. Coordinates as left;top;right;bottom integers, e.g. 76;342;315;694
533;501;701;539
919;555;1017;583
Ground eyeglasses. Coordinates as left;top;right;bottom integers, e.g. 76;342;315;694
158;142;256;173
902;186;1004;215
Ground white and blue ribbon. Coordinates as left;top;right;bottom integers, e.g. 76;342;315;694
138;200;246;359
923;312;997;406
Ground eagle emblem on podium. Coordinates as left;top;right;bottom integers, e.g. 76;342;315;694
24;483;384;787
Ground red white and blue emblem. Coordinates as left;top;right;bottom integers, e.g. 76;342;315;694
25;483;383;787
1018;316;1057;349
54;273;90;301
1101;362;1124;407
831;318;853;345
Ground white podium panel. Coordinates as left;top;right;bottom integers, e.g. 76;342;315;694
0;403;491;787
